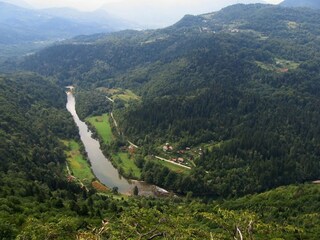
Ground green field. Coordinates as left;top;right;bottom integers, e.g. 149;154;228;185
256;58;300;72
149;156;191;174
87;114;141;179
116;89;140;102
113;152;141;179
97;87;140;102
158;160;191;174
87;114;113;144
62;140;94;183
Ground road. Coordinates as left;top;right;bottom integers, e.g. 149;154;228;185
155;156;191;170
106;96;114;103
110;112;121;135
128;140;139;148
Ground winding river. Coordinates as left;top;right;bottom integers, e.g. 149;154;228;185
66;90;157;195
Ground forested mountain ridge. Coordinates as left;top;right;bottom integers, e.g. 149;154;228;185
22;4;320;87
280;0;320;9
21;3;320;197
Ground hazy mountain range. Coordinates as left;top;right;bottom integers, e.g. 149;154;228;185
1;0;319;60
0;1;139;60
101;0;266;28
280;0;320;9
0;1;136;45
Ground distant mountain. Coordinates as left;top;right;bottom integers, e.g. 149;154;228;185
41;8;139;31
280;0;320;9
101;0;265;28
0;1;138;60
0;1;136;45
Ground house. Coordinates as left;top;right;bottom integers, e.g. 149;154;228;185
177;158;184;163
163;144;173;152
278;68;289;73
154;186;170;196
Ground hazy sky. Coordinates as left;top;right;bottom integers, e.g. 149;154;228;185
7;0;284;28
22;0;283;11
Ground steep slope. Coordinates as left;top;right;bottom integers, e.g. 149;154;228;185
280;0;320;9
21;4;320;196
0;73;82;237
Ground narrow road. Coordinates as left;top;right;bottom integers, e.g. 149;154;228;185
66;162;71;175
155;156;191;169
106;96;114;103
128;141;139;148
110;112;121;135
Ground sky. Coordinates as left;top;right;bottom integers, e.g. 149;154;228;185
5;0;284;28
19;0;283;11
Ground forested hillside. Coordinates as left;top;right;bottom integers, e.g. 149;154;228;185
1;3;320;239
0;73;80;237
2;75;318;239
20;4;320;197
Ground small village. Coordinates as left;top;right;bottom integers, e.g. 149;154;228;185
159;142;203;170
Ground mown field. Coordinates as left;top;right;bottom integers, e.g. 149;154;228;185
87;114;113;144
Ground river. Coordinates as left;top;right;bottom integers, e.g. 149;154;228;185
66;90;160;196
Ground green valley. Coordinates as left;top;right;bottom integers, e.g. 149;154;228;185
1;2;320;239
33;3;320;197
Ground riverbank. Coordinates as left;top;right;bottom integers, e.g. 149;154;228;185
87;112;193;177
86;114;113;144
62;139;109;192
86;114;141;179
66;90;134;194
66;90;160;196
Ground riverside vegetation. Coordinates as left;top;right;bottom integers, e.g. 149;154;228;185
1;3;320;239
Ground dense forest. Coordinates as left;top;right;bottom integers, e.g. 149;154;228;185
2;76;319;239
1;3;320;238
20;4;320;197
